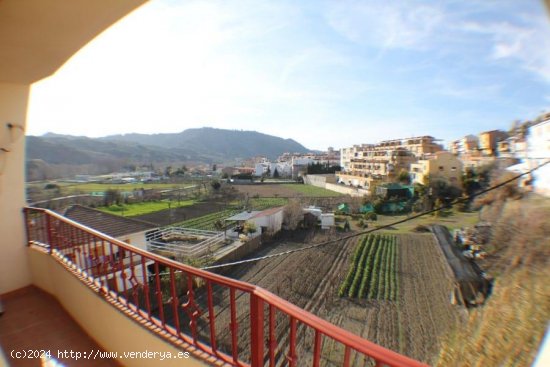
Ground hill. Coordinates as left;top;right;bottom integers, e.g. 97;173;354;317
101;127;310;160
25;128;312;180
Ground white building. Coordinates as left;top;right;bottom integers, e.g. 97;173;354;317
527;117;550;196
254;161;292;177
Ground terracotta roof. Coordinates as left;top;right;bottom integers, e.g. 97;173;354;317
64;205;157;238
252;206;284;219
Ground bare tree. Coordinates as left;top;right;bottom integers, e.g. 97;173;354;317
283;199;303;230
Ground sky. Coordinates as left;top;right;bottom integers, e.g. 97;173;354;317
27;0;550;151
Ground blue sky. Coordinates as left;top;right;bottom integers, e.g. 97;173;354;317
28;0;550;150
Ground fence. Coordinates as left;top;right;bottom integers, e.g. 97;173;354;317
146;227;225;258
23;207;427;367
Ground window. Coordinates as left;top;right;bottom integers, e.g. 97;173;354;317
439;166;444;171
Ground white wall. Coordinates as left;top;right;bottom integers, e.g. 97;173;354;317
252;210;283;234
527;120;550;196
119;230;150;251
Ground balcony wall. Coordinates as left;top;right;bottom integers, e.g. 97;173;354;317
0;0;147;294
0;83;31;293
27;245;209;367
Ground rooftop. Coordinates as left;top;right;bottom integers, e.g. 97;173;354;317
64;205;157;238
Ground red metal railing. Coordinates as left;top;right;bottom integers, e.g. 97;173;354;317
24;207;428;367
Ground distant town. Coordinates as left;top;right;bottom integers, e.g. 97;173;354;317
39;111;549;199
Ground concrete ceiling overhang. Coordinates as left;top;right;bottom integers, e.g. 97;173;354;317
0;0;147;84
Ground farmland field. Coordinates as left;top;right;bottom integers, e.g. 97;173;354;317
60;182;196;193
248;197;288;210
282;183;344;197
234;183;342;198
98;199;196;217
172;208;241;230
188;231;459;366
339;234;399;301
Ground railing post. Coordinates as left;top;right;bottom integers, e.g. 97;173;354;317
45;213;54;254
23;208;31;246
250;293;265;367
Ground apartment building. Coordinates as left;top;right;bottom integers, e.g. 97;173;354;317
410;151;463;188
450;134;479;156
478;130;508;156
338;136;443;189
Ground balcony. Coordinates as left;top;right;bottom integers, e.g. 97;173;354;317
15;207;427;367
0;286;120;366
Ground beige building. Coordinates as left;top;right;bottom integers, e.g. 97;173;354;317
338;136;443;188
450;134;479;156
410;151;463;188
479;130;508;156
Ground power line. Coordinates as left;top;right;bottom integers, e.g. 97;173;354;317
200;159;549;270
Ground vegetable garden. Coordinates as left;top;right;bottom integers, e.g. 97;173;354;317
205;232;458;365
172;208;240;230
339;234;399;301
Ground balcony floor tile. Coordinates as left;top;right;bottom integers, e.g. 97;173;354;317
0;286;120;367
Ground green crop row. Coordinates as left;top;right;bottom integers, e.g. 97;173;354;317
339;234;399;301
173;208;240;230
249;198;288;210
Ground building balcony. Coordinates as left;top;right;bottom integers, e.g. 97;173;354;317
4;207;428;367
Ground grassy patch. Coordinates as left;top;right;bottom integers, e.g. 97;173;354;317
372;209;480;233
437;267;549;367
249;197;288;210
62;182;196;193
173;208;240;230
282;184;343;197
98;200;196;217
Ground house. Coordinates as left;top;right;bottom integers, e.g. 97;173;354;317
64;205;157;250
410;151;463;188
63;205;158;290
225;206;284;237
251;206;284;234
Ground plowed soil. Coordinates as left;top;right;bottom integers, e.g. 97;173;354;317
193;231;460;366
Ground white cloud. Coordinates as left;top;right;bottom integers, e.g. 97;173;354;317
459;16;550;82
325;0;445;51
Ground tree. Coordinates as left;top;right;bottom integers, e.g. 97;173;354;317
273;167;280;178
243;221;257;234
283;200;303;230
398;169;411;185
173;165;188;176
210;180;221;191
104;189;122;206
164;166;172;177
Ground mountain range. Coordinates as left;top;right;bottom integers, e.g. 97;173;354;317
26;128;312;179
